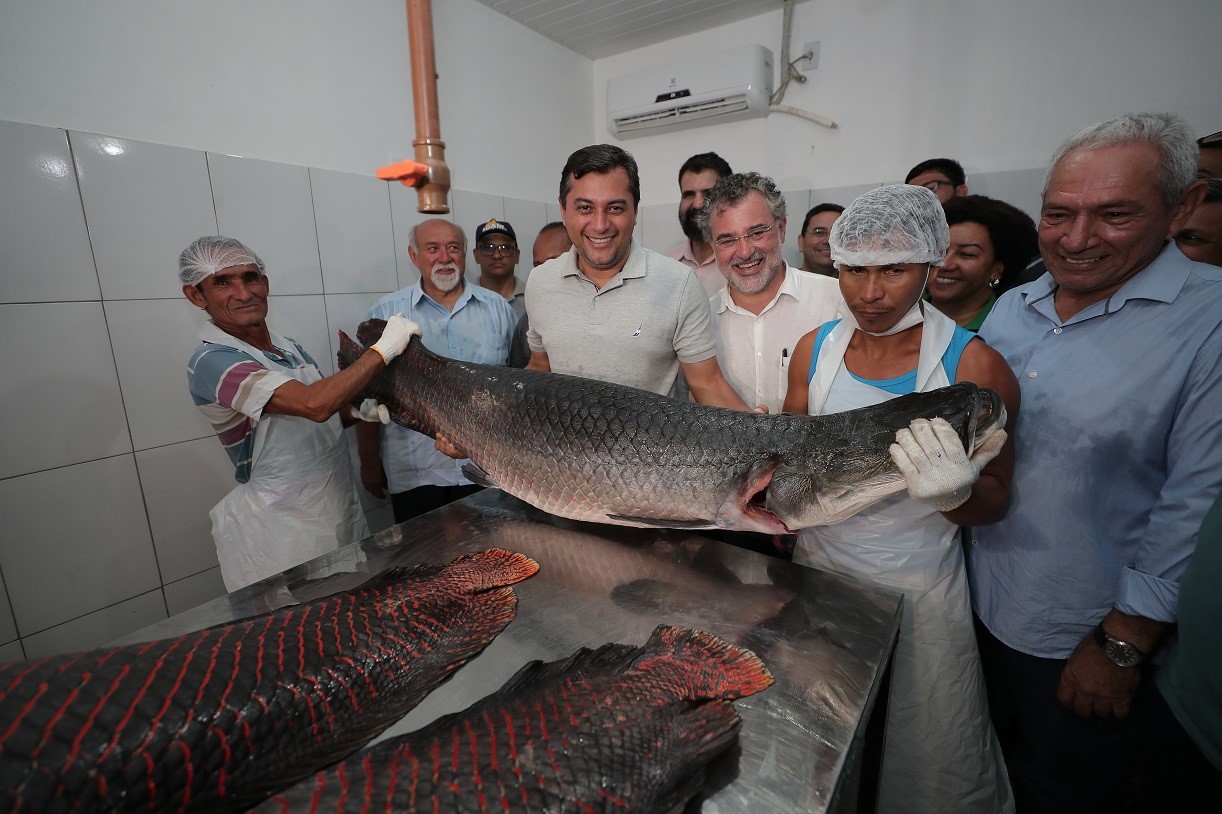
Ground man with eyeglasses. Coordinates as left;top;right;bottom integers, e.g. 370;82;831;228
356;218;517;524
472;218;526;319
905;157;969;203
797;202;844;277
702;174;842;418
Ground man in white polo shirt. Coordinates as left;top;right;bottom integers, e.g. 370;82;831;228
525;144;749;409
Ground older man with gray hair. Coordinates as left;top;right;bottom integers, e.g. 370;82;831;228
356;218;517;524
969;112;1220;812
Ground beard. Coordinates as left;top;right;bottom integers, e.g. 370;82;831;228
680;207;704;242
430;262;462;293
727;251;783;296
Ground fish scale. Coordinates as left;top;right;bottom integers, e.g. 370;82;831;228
341;320;1005;533
256;625;773;813
0;549;538;813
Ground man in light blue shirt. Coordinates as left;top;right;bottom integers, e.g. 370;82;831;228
969;113;1220;813
356;218;516;523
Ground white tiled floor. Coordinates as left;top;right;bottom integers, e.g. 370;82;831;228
0;455;161;635
311;168;398;295
72;132;218;301
0;121;100;304
0;301;132;480
209;152;325;296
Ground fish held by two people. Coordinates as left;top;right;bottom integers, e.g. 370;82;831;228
340;319;1005;533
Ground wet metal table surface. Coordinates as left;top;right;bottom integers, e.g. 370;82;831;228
124;490;902;812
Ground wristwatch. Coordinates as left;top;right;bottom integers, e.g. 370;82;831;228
1092;623;1148;668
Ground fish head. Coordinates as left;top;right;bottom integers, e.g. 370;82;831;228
765;382;1007;529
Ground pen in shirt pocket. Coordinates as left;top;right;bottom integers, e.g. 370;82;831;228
781;347;790;368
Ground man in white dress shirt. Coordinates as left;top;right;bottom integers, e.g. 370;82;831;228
700;172;842;415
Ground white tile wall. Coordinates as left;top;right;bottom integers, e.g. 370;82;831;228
311;168;398;295
22;591;168;659
971;168;1045;221
501;198;548;279
0;120;100;304
266;294;333;377
163;569;227;617
0;119;559;660
135;437;233;583
781;189;812;269
0;578;17;644
638;202;679;253
209;152;324;296
0;455;160;634
105;298;214;451
0;301;132;479
73;132;218;301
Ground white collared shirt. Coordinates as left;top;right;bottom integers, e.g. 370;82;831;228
710;265;843;413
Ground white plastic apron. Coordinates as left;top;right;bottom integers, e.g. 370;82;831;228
207;329;370;592
796;306;1013;814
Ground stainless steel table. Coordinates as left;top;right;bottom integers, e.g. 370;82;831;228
123;490;901;812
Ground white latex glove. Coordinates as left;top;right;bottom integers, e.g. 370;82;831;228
890;417;1008;512
355;398;390;424
371;314;422;364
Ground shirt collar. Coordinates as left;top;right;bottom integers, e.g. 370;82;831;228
676;238;717;268
1025;242;1192;322
410;280;474;310
714;265;803;315
560;239;648;285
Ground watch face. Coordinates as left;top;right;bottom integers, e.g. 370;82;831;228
1104;640;1142;668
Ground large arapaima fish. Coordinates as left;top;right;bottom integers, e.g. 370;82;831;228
339;319;1006;534
0;549;538;813
255;625;773;813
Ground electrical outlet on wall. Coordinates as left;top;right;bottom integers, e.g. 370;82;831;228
799;41;821;73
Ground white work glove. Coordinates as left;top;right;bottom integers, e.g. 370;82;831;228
890;417;1008;512
370;314;422;364
355;398;390;424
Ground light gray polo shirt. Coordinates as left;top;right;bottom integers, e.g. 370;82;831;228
525;240;716;395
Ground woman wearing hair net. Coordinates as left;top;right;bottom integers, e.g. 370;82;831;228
181;236;420;592
783;186;1020;813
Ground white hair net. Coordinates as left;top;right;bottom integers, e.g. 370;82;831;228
178;236;265;286
829;184;950;269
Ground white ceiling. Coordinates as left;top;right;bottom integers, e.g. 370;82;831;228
475;0;788;59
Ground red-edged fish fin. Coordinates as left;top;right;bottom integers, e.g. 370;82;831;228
633;625;774;700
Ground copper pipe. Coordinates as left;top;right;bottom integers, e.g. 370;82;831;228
407;0;450;213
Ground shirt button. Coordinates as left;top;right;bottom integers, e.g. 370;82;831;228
1053;327;1063;334
1028;371;1038;379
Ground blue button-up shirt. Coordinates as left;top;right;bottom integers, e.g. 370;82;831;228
969;243;1222;659
367;282;516;492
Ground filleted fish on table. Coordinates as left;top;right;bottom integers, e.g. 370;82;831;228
339;319;1006;533
0;549;538;813
256;625;774;813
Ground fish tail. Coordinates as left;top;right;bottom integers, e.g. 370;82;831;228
446;548;540;590
337;329;365;372
637;625;774;700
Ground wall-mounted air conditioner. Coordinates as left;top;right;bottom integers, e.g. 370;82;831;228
607;44;773;139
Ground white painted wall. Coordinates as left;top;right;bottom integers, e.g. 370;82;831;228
0;0;593;201
594;0;1221;205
